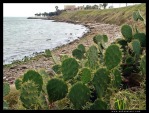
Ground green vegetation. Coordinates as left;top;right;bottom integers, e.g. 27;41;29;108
3;8;146;110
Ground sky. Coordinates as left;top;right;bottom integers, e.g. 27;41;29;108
3;3;141;17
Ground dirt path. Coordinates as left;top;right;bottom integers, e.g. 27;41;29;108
3;22;121;84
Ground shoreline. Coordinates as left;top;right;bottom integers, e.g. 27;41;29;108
3;18;121;84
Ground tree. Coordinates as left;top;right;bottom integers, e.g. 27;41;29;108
102;3;108;9
92;5;98;9
55;6;58;11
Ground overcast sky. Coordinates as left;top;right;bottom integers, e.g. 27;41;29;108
3;3;141;17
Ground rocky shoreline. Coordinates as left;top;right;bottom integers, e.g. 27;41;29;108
3;19;121;85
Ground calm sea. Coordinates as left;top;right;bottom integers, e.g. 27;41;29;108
3;17;89;65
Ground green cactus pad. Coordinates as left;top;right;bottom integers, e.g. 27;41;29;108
3;100;9;110
121;24;132;42
80;68;91;84
45;49;52;57
133;10;144;21
116;39;127;48
131;39;141;57
15;78;22;90
113;69;122;87
3;82;10;97
62;58;79;81
87;46;99;69
140;55;146;75
52;64;61;74
46;78;68;102
125;56;135;64
68;82;90;109
133;33;146;47
92;68;110;98
103;35;108;42
78;44;86;53
60;54;69;62
90;99;108;110
93;34;103;44
72;49;84;60
22;70;43;94
104;44;122;70
20;80;40;109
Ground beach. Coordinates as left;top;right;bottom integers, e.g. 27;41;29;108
3;20;121;84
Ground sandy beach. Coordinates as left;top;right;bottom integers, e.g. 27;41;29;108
3;20;121;84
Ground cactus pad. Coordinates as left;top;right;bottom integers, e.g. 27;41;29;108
87;46;99;69
68;82;90;109
90;99;108;110
45;49;52;57
113;69;122;87
134;33;146;47
22;70;43;94
103;35;108;42
131;39;141;57
92;68;110;98
46;78;68;102
20;80;40;109
93;34;103;44
72;49;84;60
140;55;146;75
15;78;22;90
61;58;79;81
80;68;91;84
3;82;10;97
78;44;86;53
104;44;122;70
52;64;61;74
121;24;132;42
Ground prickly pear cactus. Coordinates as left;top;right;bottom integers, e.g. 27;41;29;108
68;82;90;109
93;34;103;44
116;39;127;49
20;80;40;109
131;39;141;57
90;99;108;110
133;33;146;47
92;68;110;98
87;46;99;70
52;64;61;74
78;44;86;53
61;58;79;81
3;100;9;110
133;10;144;21
46;78;68;102
72;49;84;60
104;44;122;70
3;82;10;97
15;78;22;90
125;56;134;65
103;35;108;42
45;49;52;57
140;55;146;75
22;70;43;95
121;24;132;42
113;69;122;88
80;68;91;84
60;54;69;62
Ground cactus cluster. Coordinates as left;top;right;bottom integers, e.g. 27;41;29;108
9;10;146;110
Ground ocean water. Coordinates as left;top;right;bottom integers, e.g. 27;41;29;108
3;17;89;65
